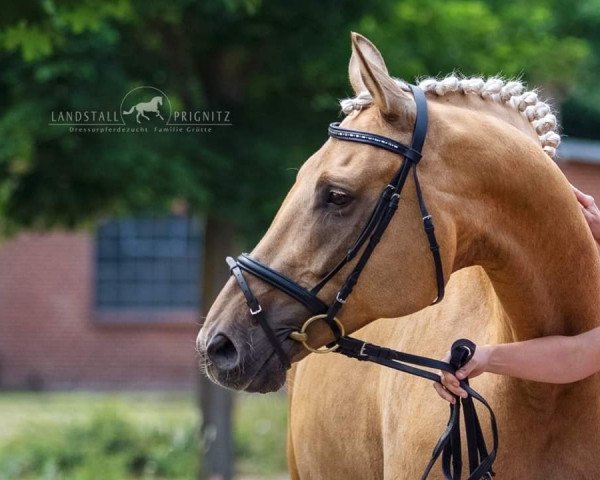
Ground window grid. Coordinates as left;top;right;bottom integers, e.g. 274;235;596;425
95;216;202;309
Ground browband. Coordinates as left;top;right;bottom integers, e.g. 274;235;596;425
328;123;423;163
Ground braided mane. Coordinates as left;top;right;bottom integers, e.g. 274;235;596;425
340;76;560;158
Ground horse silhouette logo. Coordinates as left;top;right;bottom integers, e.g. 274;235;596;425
119;86;172;125
122;96;164;123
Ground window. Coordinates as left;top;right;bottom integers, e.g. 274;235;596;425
95;216;203;310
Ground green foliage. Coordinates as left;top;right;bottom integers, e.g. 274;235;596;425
358;0;590;87
0;0;599;239
233;393;288;474
0;391;289;479
0;407;199;480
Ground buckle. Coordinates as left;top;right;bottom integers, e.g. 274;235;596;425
250;304;262;315
336;292;347;304
423;215;435;231
337;337;370;359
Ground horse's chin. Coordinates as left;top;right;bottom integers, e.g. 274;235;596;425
203;349;287;393
244;359;287;393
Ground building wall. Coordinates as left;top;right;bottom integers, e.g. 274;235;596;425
559;161;600;200
0;232;198;390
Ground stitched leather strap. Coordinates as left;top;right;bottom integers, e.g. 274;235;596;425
322;84;440;332
237;254;328;314
336;337;497;480
310;184;395;294
226;257;291;368
413;167;445;303
329;123;423;163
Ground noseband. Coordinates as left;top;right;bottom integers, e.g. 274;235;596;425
225;85;497;479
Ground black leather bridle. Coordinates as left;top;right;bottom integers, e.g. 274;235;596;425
225;85;498;479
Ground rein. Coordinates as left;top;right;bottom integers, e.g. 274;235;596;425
226;85;498;479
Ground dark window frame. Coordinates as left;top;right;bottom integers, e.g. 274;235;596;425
94;215;203;319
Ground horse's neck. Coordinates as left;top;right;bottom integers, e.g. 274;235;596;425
486;227;600;343
448;136;600;342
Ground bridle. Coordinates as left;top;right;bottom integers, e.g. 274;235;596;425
225;85;498;479
226;85;497;480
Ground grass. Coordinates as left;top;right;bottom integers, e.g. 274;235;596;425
0;391;288;480
234;393;288;475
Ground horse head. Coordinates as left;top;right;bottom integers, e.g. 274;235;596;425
197;32;570;393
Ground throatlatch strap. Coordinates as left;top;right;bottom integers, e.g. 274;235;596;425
413;167;445;303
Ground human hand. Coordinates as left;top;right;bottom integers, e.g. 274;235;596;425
573;185;600;244
433;345;492;403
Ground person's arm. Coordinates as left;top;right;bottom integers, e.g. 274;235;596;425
434;327;600;403
573;185;600;244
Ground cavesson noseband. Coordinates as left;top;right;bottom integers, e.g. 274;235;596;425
226;85;497;480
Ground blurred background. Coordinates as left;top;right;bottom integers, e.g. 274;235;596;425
0;0;599;479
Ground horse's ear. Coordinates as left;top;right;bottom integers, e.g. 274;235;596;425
349;32;412;118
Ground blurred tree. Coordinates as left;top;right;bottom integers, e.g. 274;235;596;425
550;0;600;138
1;0;599;238
1;0;600;478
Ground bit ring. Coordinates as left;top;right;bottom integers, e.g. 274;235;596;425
289;314;345;354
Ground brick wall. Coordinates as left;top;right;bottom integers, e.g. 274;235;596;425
0;232;199;390
559;161;600;200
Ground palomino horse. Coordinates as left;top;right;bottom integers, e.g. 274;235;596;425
197;32;600;479
122;95;164;123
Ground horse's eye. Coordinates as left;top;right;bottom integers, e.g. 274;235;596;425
327;189;351;206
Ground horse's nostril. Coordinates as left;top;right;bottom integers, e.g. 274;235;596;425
206;333;239;370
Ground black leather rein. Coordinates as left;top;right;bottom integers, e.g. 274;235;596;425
225;85;498;480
